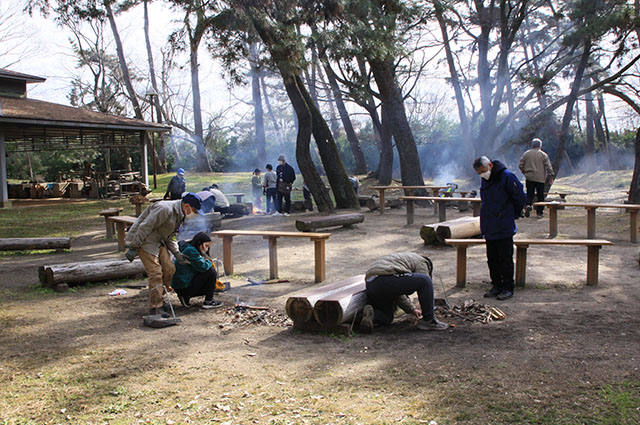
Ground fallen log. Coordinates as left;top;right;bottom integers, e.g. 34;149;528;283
313;283;368;327
0;237;71;252
358;196;377;210
39;259;146;287
295;213;364;232
285;275;365;324
435;216;480;242
420;223;439;245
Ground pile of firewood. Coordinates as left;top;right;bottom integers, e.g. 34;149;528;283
436;299;506;324
218;305;292;333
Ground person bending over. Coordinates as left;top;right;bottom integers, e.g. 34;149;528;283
360;252;449;333
172;232;223;309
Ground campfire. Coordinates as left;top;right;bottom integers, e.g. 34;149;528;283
435;299;506;324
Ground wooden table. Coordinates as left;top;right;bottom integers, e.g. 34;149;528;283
371;186;449;215
99;208;123;240
400;196;481;225
445;238;613;287
108;216;137;251
533;202;640;242
224;193;246;203
212;230;331;283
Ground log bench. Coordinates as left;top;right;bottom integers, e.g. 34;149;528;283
420;216;480;245
39;259;146;288
533;202;640;242
445;238;613;288
400;196;482;225
285;275;366;334
372;185;449;215
108;215;137;251
99;208;123;240
295;213;364;232
211;230;331;283
0;237;71;253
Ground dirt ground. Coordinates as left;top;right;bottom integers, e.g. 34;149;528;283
1;186;639;424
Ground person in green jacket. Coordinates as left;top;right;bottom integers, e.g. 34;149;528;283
172;232;223;309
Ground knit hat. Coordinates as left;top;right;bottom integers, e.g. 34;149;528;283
277;155;285;162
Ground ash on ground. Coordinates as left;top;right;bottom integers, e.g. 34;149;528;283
435;299;506;324
217;306;293;334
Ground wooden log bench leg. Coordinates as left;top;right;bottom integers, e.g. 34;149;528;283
431;189;439;215
586;245;601;286
629;210;638;243
455;245;468;288
314;239;326;283
104;217;115;240
115;221;127;251
222;236;234;276
438;201;447;222
265;236;279;280
515;245;528;288
378;189;385;215
472;203;481;217
548;206;558;238
586;207;597;239
406;199;415;226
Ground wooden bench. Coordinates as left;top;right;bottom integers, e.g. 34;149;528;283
0;237;71;253
99;207;123;240
211;230;331;283
400;196;482;225
533;202;640;242
445;238;613;288
372;185;449;215
108;215;137;251
295;213;364;232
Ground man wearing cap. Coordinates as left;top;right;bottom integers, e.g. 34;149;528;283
274;155;295;216
519;138;555;218
164;168;186;200
124;193;203;318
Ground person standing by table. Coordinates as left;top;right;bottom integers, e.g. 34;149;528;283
519;138;555;218
164;168;186;200
251;168;263;211
263;163;278;214
275;155;295;216
473;156;526;301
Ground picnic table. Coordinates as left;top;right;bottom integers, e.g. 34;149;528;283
400;196;481;225
224;193;246;203
108;216;137;251
533;202;640;242
211;230;331;283
371;186;449;215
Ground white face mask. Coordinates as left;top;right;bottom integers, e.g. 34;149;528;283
185;207;198;220
278;161;284;166
480;170;491;180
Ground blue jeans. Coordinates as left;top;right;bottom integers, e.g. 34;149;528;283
365;273;435;325
266;188;278;213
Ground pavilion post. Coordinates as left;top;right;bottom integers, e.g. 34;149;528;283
140;131;149;187
0;129;11;208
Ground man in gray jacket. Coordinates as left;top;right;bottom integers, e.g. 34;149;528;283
519;138;555;218
360;252;449;333
125;193;202;317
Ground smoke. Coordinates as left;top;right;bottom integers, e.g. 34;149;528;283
177;215;215;241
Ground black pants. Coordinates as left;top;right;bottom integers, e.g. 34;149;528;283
277;190;291;213
266;188;278;213
525;180;546;215
365;273;434;325
486;237;514;292
175;268;217;302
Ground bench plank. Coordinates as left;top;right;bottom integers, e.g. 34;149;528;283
295;213;364;232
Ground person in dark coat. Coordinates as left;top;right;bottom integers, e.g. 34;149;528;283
274;155;296;216
164;168;186;200
473;156;526;300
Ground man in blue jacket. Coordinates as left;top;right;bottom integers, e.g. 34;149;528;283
473;156;526;300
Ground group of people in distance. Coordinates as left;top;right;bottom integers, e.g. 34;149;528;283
125;138;552;332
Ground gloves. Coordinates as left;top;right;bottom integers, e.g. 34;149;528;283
125;248;138;262
174;251;190;265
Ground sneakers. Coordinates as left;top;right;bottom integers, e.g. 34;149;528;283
497;290;513;300
524;205;532;217
484;286;501;298
202;299;223;309
272;212;282;216
283;212;290;216
417;317;449;331
149;305;171;318
177;294;191;308
359;305;374;334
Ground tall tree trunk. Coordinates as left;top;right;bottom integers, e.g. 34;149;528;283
143;0;167;173
249;42;267;166
369;58;425;191
188;34;212;172
552;40;592;176
281;74;334;212
630;127;640;203
321;55;368;174
595;92;611;169
584;84;597;173
378;103;394;185
316;63;342;142
260;74;286;150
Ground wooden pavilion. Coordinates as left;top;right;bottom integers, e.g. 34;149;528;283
0;68;170;207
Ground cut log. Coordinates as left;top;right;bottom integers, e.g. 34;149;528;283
420;223;439;245
0;237;71;251
313;283;368;327
295;213;364;232
38;259;146;287
285;275;365;324
435;216;480;242
359;196;377;210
